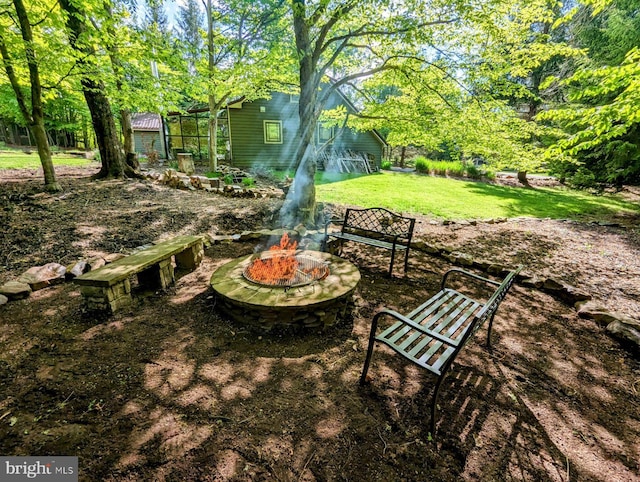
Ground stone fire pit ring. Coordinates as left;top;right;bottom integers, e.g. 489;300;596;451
210;250;360;331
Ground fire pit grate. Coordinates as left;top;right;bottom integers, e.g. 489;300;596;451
243;251;330;288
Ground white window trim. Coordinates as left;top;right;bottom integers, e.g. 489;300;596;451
289;94;299;103
263;120;283;144
317;123;334;144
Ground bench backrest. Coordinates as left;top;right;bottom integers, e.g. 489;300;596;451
342;207;415;242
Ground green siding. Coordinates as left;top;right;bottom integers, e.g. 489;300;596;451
229;92;384;170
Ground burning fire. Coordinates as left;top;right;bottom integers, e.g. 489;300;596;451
247;233;299;284
246;233;328;286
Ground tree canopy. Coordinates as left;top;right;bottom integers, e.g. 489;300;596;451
0;0;638;198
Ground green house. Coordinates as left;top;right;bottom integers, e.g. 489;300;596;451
165;91;387;172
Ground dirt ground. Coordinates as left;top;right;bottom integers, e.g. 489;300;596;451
1;165;639;481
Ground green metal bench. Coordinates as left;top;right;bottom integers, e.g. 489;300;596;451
360;266;522;436
323;207;415;276
74;235;205;313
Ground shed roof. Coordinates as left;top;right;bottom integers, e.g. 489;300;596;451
131;113;161;131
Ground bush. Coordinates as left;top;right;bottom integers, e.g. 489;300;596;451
242;177;255;187
414;157;429;173
465;164;483;179
381;159;392;170
205;171;221;178
223;174;234;185
414;157;467;177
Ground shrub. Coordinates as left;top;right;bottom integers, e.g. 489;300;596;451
205;171;221;178
381;159;392;170
223;174;234;185
242;177;255;187
414;157;467;177
465;164;483;179
414;157;429;173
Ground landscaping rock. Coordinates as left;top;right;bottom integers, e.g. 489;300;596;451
87;257;106;271
606;317;640;350
575;301;618;326
0;281;32;300
543;278;591;304
0;294;8;306
446;252;474;266
488;264;506;275
104;253;126;264
521;276;544;289
17;263;66;290
66;260;89;280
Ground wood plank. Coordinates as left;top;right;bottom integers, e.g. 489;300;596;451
74;235;203;287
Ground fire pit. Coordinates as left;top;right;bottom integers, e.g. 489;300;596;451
210;235;360;331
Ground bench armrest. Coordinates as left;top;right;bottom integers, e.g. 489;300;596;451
324;218;344;236
441;268;500;291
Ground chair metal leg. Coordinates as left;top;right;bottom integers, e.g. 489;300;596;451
403;248;410;273
388;245;396;277
360;312;383;385
430;374;446;436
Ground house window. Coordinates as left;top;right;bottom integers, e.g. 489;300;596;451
290;94;299;103
263;120;283;144
318;124;334;144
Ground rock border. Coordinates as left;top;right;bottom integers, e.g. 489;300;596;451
2;227;637;354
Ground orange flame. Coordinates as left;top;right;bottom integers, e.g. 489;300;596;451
247;233;299;284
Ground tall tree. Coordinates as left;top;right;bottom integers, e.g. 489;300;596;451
200;0;291;171
539;0;640;187
285;0;464;226
144;0;168;32
59;0;137;179
0;0;60;192
176;0;204;74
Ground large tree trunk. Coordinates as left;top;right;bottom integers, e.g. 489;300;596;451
281;0;320;228
517;170;530;187
120;109;139;170
60;0;137;179
81;78;127;178
0;0;60;192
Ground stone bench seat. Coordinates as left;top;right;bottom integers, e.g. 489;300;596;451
74;235;204;313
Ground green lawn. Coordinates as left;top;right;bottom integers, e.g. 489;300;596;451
0;151;96;169
315;171;639;221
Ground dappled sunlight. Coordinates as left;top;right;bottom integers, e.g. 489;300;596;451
175;384;217;409
524;399;633;482
315;414;346;438
78;317;134;341
120;407;213;469
220;380;254;400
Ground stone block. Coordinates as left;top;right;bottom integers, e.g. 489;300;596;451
17;263;66;291
66;260;88;280
0;281;32;300
175;243;204;270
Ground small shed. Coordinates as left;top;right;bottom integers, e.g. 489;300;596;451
131;113;163;156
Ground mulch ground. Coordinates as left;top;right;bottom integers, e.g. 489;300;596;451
0;165;639;481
